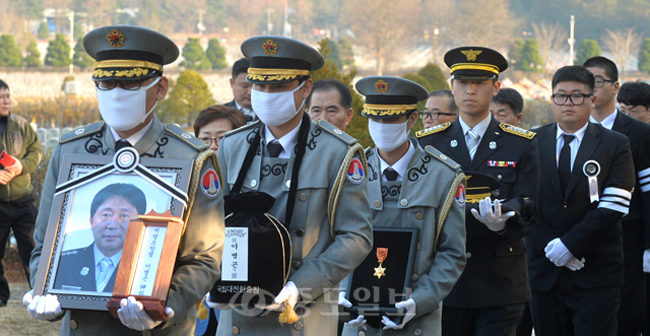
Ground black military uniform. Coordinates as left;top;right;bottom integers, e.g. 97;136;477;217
417;47;539;336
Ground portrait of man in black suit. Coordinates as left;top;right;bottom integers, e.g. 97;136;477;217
527;66;635;336
53;183;146;293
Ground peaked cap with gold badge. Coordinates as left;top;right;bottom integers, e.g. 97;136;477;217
241;36;325;84
444;46;508;80
83;25;180;81
355;76;429;119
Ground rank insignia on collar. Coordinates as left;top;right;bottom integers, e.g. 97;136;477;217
263;39;278;55
107;29;125;48
489;141;496;149
461;49;482;62
375;79;389;93
451;140;458;147
80;267;89;276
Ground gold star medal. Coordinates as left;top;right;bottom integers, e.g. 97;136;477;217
374;247;388;279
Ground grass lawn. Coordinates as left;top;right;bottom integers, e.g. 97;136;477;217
1;246;60;335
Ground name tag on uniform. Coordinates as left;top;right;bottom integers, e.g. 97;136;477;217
222;228;249;281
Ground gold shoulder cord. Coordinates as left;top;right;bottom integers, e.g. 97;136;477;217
182;150;222;236
434;172;466;254
328;143;367;239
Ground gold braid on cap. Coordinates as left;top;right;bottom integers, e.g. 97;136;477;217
93;60;163;71
362;103;418;117
247;68;310;82
451;63;500;75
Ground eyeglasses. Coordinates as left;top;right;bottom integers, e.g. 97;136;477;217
594;78;616;88
619;105;649;115
551;93;592;106
198;136;224;146
94;73;160;91
418;111;457;120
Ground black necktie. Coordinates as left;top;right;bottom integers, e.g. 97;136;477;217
115;139;132;151
267;140;283;158
558;134;575;194
384;168;399;181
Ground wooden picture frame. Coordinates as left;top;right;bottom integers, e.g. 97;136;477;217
107;211;184;321
32;148;193;311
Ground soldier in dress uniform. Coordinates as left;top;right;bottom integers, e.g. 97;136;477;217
338;76;467;336
417;47;539;336
24;26;225;336
213;36;373;336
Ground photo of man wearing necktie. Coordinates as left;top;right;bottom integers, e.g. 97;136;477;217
53;183;146;292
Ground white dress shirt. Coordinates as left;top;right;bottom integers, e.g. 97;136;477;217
377;140;416;182
109;118;153;146
458;114;492;149
556;122;589;171
264;121;302;159
589;108;617;130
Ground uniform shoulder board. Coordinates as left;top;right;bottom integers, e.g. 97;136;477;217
60;121;105;144
500;123;536;139
415;122;451;138
224;120;261;137
164;124;208;150
424;145;461;170
318;120;358;146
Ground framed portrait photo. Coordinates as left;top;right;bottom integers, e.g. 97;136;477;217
33;148;193;311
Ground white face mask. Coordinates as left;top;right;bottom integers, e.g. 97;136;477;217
368;119;409;152
97;77;161;131
251;81;306;127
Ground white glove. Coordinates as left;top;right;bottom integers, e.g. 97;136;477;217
544;238;576;267
381;298;416;330
643;249;650;273
23;290;64;321
338;291;367;327
471;197;515;232
338;290;352;308
117;296;175;331
205;292;233;310
565;256;586;271
265;281;299;310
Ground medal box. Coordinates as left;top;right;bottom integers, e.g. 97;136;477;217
343;227;419;329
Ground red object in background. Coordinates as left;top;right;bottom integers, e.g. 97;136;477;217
0;150;16;169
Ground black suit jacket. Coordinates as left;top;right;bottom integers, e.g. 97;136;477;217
417;117;539;308
53;243;118;293
610;111;650;248
527;122;635;291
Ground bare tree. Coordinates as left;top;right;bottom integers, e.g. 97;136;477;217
601;28;643;78
531;22;567;70
423;0;455;65
344;0;419;75
449;0;519;49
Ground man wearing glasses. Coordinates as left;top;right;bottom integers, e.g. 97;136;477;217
24;26;225;335
584;57;650;336
417;47;539;336
419;90;458;129
527;65;635;336
618;81;650;124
